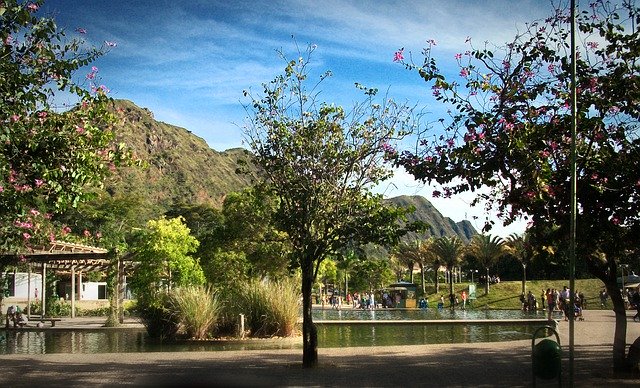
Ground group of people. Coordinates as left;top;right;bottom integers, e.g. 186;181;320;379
543;286;586;321
345;291;378;309
4;305;28;328
434;291;469;310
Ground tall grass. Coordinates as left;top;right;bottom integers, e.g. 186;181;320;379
235;278;300;337
169;285;221;340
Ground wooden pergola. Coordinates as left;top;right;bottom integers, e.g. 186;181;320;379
1;241;135;322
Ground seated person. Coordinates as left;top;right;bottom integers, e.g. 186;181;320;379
16;310;28;327
5;305;17;328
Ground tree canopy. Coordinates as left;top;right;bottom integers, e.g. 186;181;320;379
394;0;639;369
243;45;418;367
0;0;130;252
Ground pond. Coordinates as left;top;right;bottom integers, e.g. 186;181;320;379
0;308;551;355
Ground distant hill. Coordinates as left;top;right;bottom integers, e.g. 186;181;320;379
106;100;257;210
106;100;476;241
386;195;476;243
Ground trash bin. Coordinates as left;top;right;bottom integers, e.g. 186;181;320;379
531;325;561;386
533;338;561;379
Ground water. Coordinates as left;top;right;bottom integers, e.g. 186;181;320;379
312;307;542;321
0;309;546;354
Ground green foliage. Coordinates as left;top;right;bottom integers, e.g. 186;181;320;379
232;278;300;337
0;0;131;253
130;217;204;310
136;292;179;339
244;44;418;364
169;285;221;340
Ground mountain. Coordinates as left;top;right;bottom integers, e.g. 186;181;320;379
106;100;257;210
385;195;476;243
106;100;476;241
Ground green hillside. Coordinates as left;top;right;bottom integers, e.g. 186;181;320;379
105;100;476;241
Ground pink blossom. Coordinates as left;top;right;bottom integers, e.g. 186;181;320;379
105;41;117;47
34;178;44;187
10;114;20;122
587;41;598;50
83;229;91;237
22;232;31;240
459;67;469;78
62;226;71;235
0;186;3;192
76;27;87;34
29;208;40;216
393;48;404;62
454;53;462;60
95;231;102;239
26;3;38;12
49;233;56;242
76;126;85;134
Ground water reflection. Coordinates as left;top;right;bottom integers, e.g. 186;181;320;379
1;308;542;354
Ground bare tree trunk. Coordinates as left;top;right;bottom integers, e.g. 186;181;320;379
521;264;526;295
301;259;317;368
485;267;490;295
605;277;628;370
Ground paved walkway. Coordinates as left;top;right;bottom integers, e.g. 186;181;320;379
1;310;639;387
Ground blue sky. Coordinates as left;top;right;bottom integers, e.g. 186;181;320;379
42;0;566;237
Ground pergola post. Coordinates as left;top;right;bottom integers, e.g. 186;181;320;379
27;264;32;317
71;265;76;318
118;256;125;324
40;262;46;318
78;272;83;301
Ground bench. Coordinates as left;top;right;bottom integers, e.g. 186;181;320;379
32;317;62;327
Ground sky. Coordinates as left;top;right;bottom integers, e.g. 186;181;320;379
41;0;568;238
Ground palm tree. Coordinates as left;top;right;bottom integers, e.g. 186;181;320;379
391;241;420;283
467;234;506;295
505;232;534;295
336;247;362;297
414;238;434;294
431;236;465;297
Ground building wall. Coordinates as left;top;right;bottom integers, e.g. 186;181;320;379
9;272;42;299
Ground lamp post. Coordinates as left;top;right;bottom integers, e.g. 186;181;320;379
470;269;478;284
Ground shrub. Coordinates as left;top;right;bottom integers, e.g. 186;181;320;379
169;285;221;340
235;278;300;337
136;292;179;340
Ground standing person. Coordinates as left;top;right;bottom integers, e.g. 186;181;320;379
632;289;640;322
461;290;467;309
546;288;555;320
449;293;456;309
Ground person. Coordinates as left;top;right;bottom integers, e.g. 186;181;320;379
461;290;467;309
438;295;445;309
546;288;555;320
5;305;16;328
632;289;640;322
449;293;456;309
600;289;608;307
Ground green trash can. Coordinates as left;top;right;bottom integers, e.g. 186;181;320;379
532;326;561;386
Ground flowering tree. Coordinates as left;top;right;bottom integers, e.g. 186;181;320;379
243;45;418;367
0;0;128;254
394;0;639;369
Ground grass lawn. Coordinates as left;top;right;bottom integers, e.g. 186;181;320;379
422;278;609;310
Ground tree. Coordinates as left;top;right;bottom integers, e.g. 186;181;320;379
0;0;130;252
243;45;416;367
129;216;204;308
506;232;535;295
394;1;639;369
391;241;420;283
431;236;465;297
466;235;506;295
